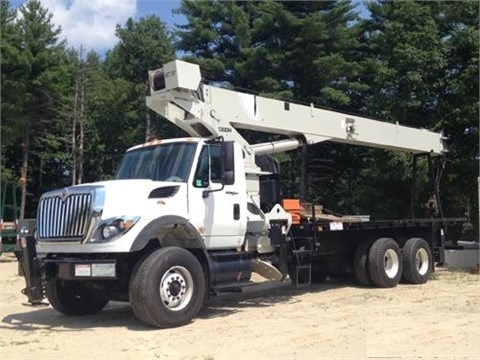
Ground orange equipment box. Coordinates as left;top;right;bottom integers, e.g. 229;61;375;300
282;198;301;225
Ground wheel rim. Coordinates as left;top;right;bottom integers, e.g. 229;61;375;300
415;248;429;275
159;266;194;311
384;249;400;278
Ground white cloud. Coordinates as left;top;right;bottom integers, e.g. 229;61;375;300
39;0;138;53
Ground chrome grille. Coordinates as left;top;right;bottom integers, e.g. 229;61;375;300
37;192;92;241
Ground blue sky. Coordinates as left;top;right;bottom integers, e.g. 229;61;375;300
10;0;184;54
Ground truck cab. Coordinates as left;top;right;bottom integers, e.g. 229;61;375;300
36;137;251;254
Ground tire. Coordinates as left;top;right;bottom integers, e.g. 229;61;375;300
45;279;109;316
129;247;205;328
368;238;403;288
402;238;432;284
354;240;373;287
311;260;328;283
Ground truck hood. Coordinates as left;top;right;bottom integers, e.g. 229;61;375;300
76;179;186;220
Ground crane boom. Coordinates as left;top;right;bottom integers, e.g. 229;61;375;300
146;60;446;165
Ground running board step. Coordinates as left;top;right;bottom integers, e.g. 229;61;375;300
291;264;311;287
212;280;255;293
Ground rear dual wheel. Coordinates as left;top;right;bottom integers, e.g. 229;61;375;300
353;240;373;286
402;238;433;284
354;237;432;288
368;237;403;288
354;237;403;288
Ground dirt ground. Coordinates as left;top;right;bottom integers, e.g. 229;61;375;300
0;253;479;360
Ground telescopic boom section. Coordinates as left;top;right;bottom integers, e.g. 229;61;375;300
146;60;446;161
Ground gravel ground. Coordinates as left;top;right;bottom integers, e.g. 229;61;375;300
1;252;479;360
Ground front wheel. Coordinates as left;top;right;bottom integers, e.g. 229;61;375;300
129;247;205;328
45;279;109;315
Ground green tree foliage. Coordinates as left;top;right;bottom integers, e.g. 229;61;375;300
175;0;250;84
1;1;22;159
353;1;479;234
362;1;447;126
176;0;361;102
1;0;71;218
435;1;479;237
79;50;117;181
329;1;452;220
104;15;177;141
105;15;175;84
176;0;305;94
85;73;141;178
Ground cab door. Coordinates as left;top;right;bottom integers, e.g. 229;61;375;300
188;142;246;249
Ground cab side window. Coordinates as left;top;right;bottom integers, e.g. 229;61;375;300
193;144;224;187
193;146;209;188
210;145;222;183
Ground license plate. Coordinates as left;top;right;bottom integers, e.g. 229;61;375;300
91;263;116;277
74;263;116;277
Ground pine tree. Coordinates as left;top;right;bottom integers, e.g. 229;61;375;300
436;1;479;238
1;1;23;183
105;15;176;141
10;0;70;218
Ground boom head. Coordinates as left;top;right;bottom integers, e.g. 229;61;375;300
149;60;202;93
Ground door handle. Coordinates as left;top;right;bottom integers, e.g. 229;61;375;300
233;204;240;220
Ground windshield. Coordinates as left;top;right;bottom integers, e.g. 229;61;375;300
115;142;197;182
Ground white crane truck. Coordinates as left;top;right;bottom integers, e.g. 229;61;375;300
18;60;464;328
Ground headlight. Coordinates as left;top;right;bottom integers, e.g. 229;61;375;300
101;225;119;239
89;216;140;243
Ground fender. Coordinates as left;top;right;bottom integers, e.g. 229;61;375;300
130;215;205;252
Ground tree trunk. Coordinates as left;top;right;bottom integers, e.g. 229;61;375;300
72;79;78;185
78;80;85;184
19;132;29;220
145;110;151;141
